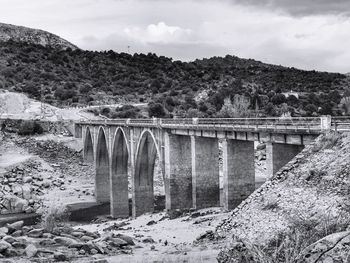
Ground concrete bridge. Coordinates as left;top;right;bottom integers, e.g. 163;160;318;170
74;116;334;218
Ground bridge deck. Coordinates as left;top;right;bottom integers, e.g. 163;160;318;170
76;116;348;134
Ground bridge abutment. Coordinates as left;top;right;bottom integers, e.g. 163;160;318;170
164;133;193;210
191;136;220;209
222;139;255;210
266;142;304;178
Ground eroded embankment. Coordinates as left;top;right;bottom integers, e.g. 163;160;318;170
214;132;350;262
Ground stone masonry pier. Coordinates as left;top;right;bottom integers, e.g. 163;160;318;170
74;117;332;218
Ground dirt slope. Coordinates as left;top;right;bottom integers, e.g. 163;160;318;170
215;132;350;262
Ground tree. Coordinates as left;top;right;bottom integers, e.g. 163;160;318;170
217;95;250;118
148;102;166;118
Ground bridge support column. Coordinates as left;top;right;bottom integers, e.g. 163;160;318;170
164;133;192;210
222;140;255;210
191;137;220;209
266;143;304;178
74;124;83;138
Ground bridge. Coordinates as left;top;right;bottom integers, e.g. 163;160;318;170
74;116;341;218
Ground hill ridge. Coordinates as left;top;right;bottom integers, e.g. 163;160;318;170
0;22;78;50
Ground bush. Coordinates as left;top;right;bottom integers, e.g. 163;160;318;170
312;132;340;152
41;204;70;233
148;102;166;118
18;120;44;135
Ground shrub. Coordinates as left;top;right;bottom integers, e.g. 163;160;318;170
312;132;340;152
148;102;166;118
18;120;44;135
41;204;70;233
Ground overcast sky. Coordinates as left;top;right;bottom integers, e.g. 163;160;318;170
1;0;350;73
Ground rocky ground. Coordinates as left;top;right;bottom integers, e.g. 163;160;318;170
214;132;350;262
0;132;95;216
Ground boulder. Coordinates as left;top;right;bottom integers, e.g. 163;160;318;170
2;236;17;244
54;236;78;246
114;234;135;245
81;235;94;242
142;237;155;243
7;221;24;233
25;244;38;258
108;238;128;248
0;240;12;253
27;228;44;238
23;177;33;183
54;252;67;261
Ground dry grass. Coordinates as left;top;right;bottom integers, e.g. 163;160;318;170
227;207;350;263
312;132;341;152
40;203;70;233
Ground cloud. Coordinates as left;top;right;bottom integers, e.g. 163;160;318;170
229;0;350;17
1;0;350;72
124;22;192;44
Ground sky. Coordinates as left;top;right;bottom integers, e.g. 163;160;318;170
1;0;350;73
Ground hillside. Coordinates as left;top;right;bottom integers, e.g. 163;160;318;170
214;132;350;262
0;23;77;50
0;39;349;118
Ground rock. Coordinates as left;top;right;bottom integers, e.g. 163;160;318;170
142;237;155;243
42;181;51;188
25;244;38;258
27;228;44;238
42;233;53;239
12;241;26;249
2;236;17;244
54;236;78;246
3;247;18;257
81;235;95;242
71;231;85;238
90;260;109;263
150;245;155;250
0;227;9;234
256;143;266;150
13;198;29;213
7;221;24;233
11;230;22;237
114;234;135;245
23;177;33;183
54;252;67;261
146;220;156;226
301;231;350;262
109;238;128;248
90;248;98;255
39;239;56;246
0;240;12;253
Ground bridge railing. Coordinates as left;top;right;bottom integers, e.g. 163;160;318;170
332;116;350;132
76;116;343;133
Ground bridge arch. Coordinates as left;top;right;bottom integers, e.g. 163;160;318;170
95;127;110;203
133;129;162;217
110;128;129;218
83;127;94;162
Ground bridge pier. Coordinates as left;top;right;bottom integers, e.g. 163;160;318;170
95;130;110;203
164;133;193;210
222;139;255;210
110;130;129;218
266;143;304;178
191;137;220;209
133;133;158;217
